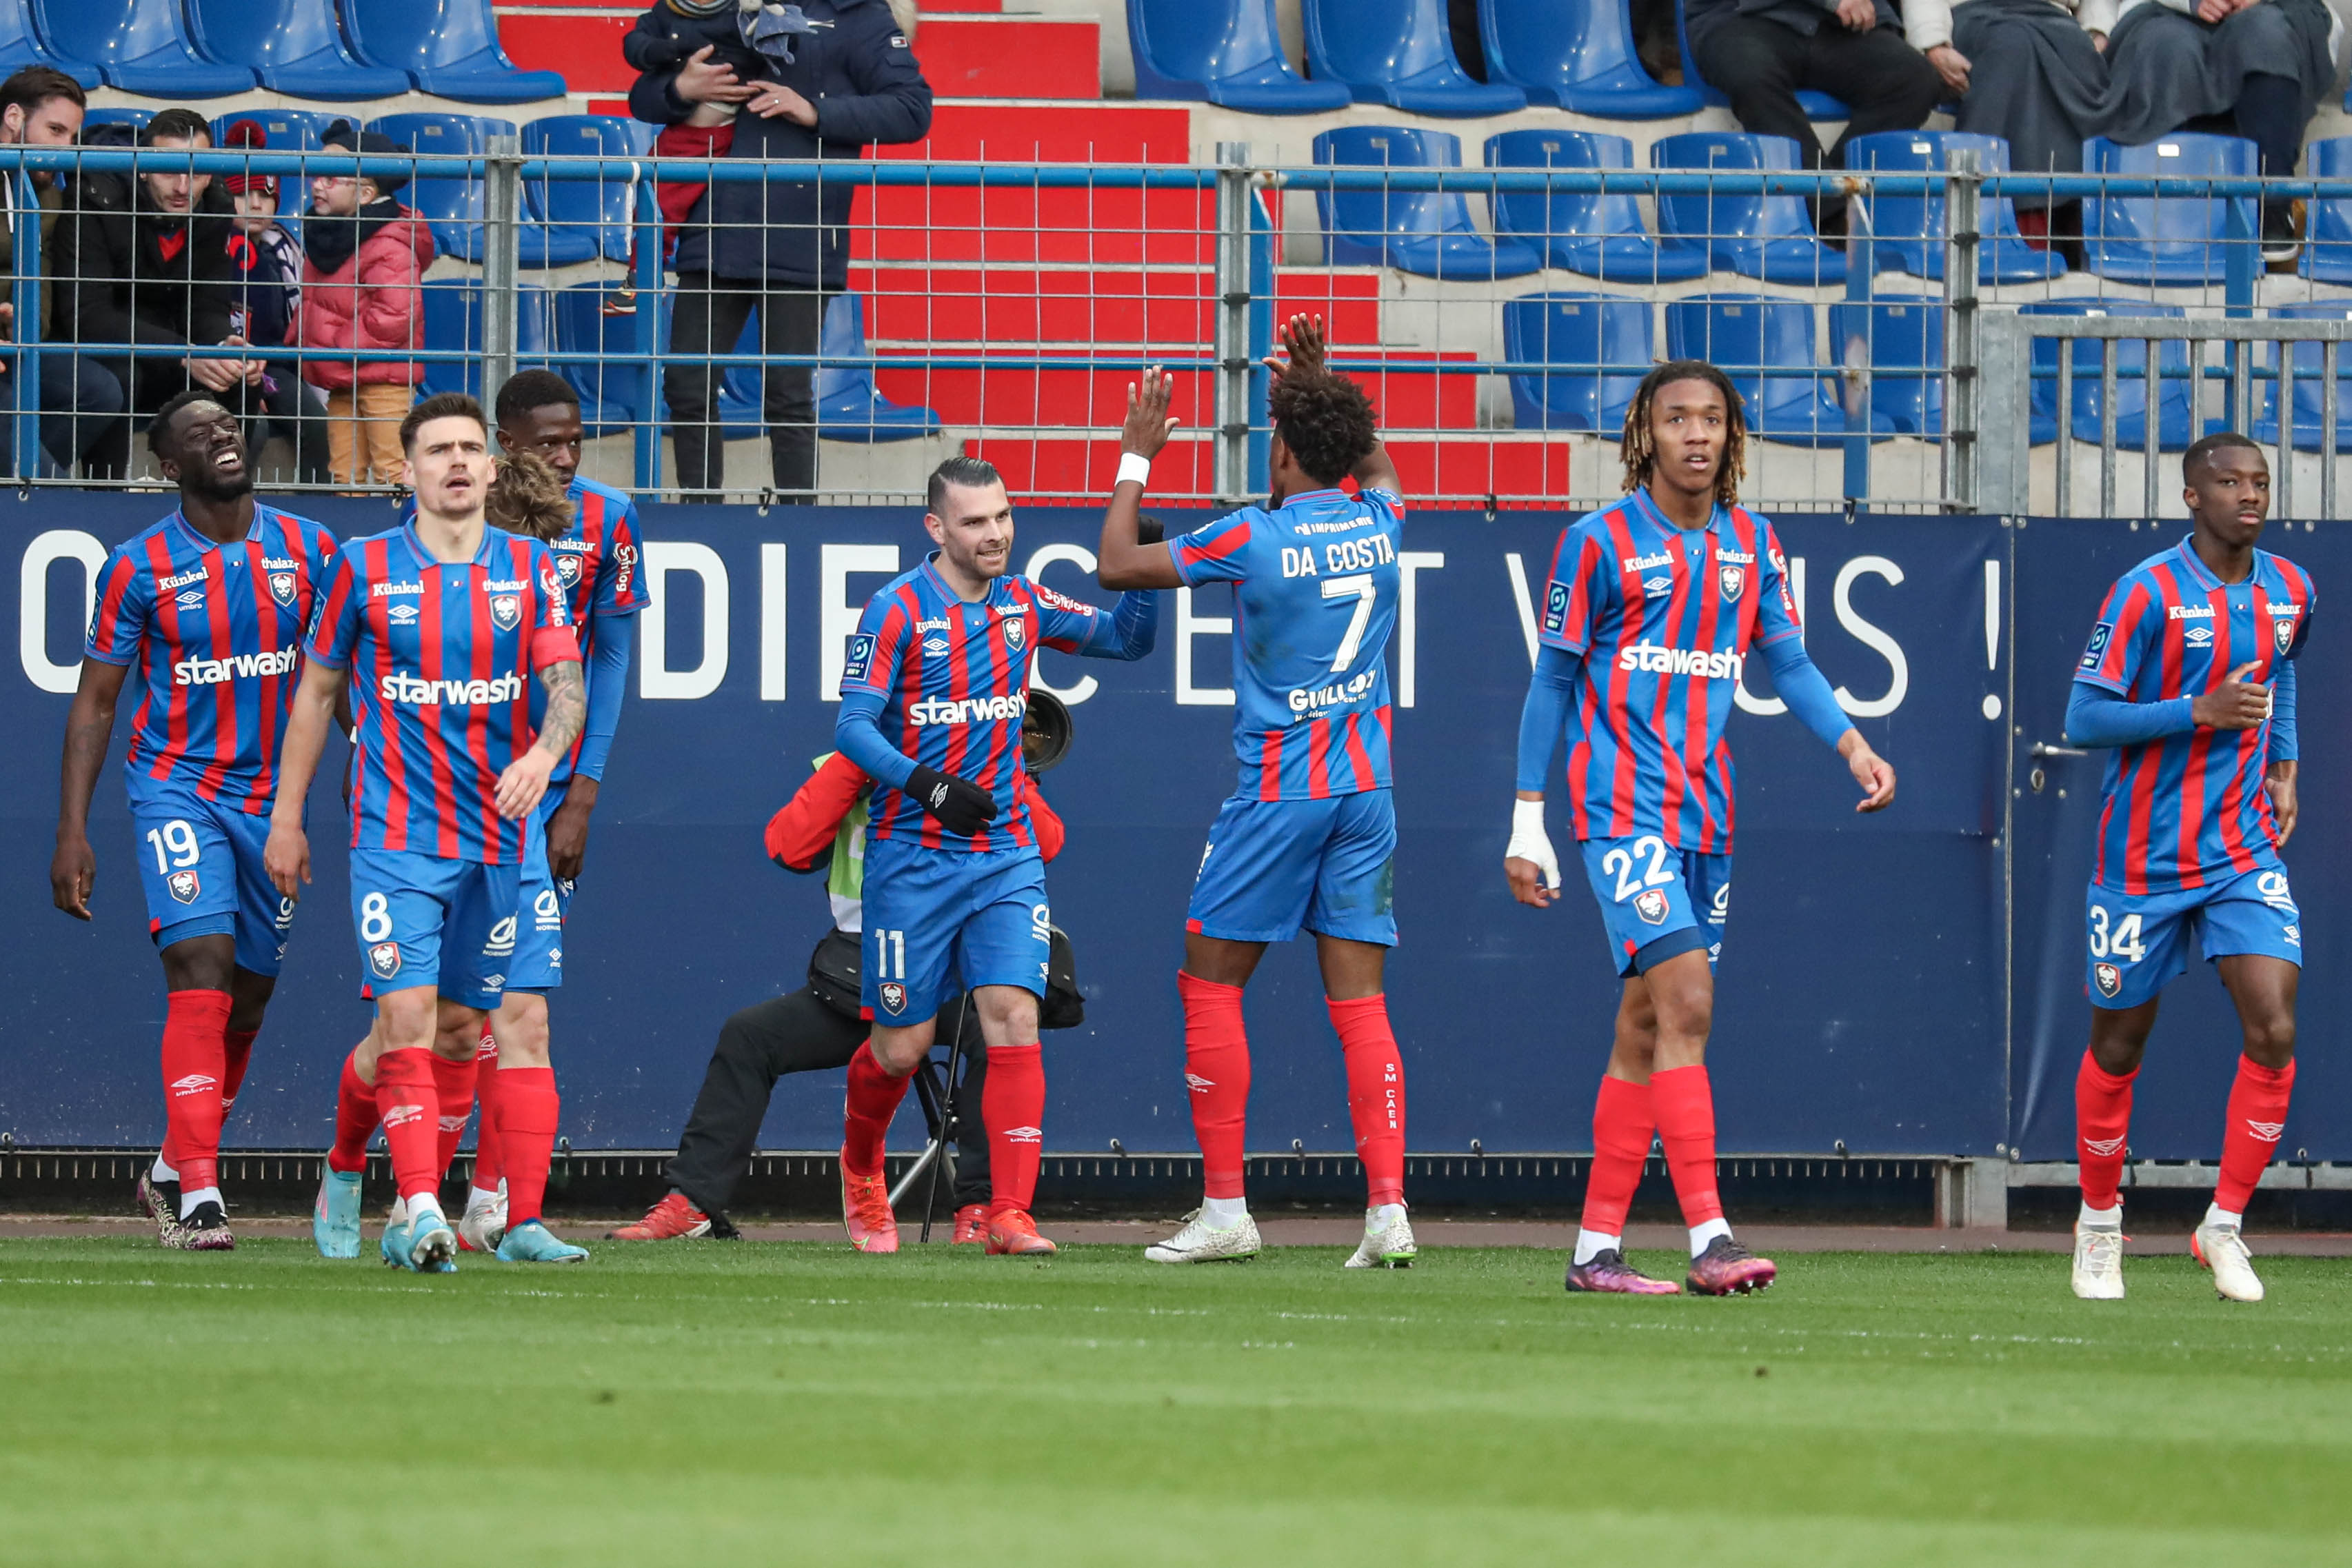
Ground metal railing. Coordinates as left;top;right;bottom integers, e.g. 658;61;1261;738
10;139;2352;511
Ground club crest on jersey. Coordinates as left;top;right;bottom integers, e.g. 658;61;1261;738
1003;615;1026;652
2093;962;2121;998
166;869;201;903
2275;616;2295;655
368;941;402;981
879;981;907;1015
555;554;583;587
1718;564;1745;602
490;594;521;632
269;571;297;607
1633;888;1670;925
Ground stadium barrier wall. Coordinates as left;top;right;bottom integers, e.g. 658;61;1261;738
3;494;2344;1162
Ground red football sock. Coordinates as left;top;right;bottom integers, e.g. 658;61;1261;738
430;1052;480;1180
219;1026;259;1127
374;1047;441;1205
983;1043;1045;1216
1327;994;1406;1207
2215;1055;2295;1214
1649;1064;1725;1227
326;1048;378;1176
2075;1051;2136;1212
1178;971;1250;1200
842;1042;912;1177
1582;1074;1655;1237
159;989;232;1195
469;1023;503;1191
498;1065;561;1227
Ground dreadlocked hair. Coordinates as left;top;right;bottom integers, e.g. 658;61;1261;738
1620;359;1747;507
1270;367;1378;486
485;450;571;541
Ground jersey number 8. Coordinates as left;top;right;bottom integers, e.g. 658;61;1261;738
2087;905;2146;963
360;892;394;944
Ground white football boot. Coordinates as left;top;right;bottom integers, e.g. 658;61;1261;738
1144;1209;1262;1264
1345;1205;1417;1269
2069;1224;2125;1300
2192;1220;2265;1303
459;1180;509;1256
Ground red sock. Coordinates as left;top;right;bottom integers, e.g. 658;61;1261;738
374;1047;441;1205
2075;1051;2136;1211
430;1052;480;1180
219;1026;259;1127
1582;1074;1655;1236
842;1042;912;1177
159;990;232;1195
327;1048;377;1175
2215;1055;2295;1214
1178;971;1249;1200
498;1065;561;1227
1649;1064;1724;1227
983;1043;1045;1216
470;1025;503;1191
1327;994;1406;1207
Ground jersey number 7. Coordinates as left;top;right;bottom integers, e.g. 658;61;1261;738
1321;574;1377;673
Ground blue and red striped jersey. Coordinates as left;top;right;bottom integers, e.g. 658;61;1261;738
306;522;580;863
2075;538;2315;894
84;505;340;815
1538;488;1804;852
843;556;1131;853
1167;486;1403;801
408;474;650;787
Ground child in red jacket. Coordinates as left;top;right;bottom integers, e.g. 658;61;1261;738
298;121;434;486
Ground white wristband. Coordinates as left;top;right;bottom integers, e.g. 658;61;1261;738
1115;452;1152;489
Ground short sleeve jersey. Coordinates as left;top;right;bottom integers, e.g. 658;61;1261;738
842;554;1111;854
1167;486;1403;801
306;521;580;863
540;475;650;785
2075;538;2315;894
84;504;340;814
1538;488;1803;853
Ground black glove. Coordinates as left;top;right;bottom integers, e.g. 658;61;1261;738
1136;514;1165;546
905;764;998;836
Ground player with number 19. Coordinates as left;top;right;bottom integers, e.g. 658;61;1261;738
2061;433;2313;1305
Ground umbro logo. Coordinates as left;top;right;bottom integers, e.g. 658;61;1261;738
438;1115;468;1134
1643;576;1671;597
169;1074;218;1095
1184;1073;1214;1092
381;1104;425;1129
2083;1136;2124;1158
1003;1125;1043;1144
2246;1120;2285;1143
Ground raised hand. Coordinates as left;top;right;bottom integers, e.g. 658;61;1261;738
1262;312;1329;385
2191;663;2272;732
1121;365;1180;461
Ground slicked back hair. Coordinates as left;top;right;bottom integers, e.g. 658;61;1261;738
2183;430;2264;481
1620;359;1747;507
928;455;1004;517
494;369;581;430
401;391;488;453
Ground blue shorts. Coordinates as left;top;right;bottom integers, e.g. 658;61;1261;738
1578;833;1732;978
1186;790;1398;947
2086;866;2302;1009
348;847;520;1009
861;836;1052;1025
130;785;296;976
503;790;570;993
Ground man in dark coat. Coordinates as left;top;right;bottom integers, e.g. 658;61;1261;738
630;0;932;501
46;108;261;479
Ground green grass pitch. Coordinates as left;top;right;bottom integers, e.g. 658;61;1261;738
3;1237;2350;1567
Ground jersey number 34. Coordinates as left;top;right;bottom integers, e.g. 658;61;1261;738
2087;905;2146;963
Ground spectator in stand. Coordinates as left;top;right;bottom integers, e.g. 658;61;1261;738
296;120;432;488
1683;0;1949;234
0;66;121;478
46;107;258;479
2100;0;2340;262
622;0;772;271
630;0;931;501
219;119;330;485
1903;0;2113;244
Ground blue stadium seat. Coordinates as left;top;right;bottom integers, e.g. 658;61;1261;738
815;295;942;441
1672;0;1846;120
1502;291;1651;433
2254;301;2352;451
1829;296;1944;436
0;7;101;90
1487;130;1706;283
1843;131;2064;284
1653;132;1847;286
185;0;411;99
1126;0;1350;112
1302;0;1527;116
1479;0;1700;117
2019;299;2195;449
343;0;567;103
524;117;648;265
419;279;552;401
1666;292;1891;445
372;113;594;268
1314;127;1542;281
81;108;154;136
2296;137;2352;283
31;0;255;95
2080;134;2256;287
552;283;665;436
